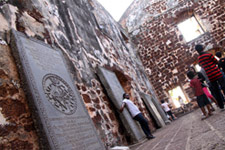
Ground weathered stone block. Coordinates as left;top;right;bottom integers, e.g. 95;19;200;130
11;30;105;150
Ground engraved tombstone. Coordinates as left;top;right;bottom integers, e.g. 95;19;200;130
97;67;145;142
139;92;165;127
10;30;105;150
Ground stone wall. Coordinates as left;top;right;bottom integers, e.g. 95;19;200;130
121;0;225;101
120;0;186;32
0;0;159;148
0;44;39;150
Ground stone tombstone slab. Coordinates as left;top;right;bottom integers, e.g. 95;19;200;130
97;67;145;142
10;30;105;150
140;93;165;127
151;95;170;124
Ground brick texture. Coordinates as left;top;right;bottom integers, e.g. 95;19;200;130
122;0;225;102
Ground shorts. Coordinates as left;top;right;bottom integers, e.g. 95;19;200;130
197;94;210;108
166;110;173;116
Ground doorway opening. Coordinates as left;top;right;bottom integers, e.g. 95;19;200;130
168;86;189;108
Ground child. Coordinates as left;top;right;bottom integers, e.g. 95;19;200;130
161;99;177;121
187;71;212;119
197;72;218;109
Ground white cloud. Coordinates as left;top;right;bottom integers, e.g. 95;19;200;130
97;0;133;21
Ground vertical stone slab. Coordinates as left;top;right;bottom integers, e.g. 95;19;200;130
150;95;170;124
140;93;165;127
97;67;145;142
10;30;105;150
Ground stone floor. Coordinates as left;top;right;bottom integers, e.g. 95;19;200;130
130;107;225;150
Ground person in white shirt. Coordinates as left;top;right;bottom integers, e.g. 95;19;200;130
161;99;177;121
178;96;185;112
120;93;155;140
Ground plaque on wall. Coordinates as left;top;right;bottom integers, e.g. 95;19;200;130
97;67;145;142
139;92;165;127
10;30;105;150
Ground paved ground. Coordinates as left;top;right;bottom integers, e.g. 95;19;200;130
131;107;225;150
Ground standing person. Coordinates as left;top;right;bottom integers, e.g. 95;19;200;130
197;71;218;108
199;66;225;104
161;99;177;121
120;93;155;140
195;44;225;110
187;71;212;119
178;96;185;112
215;51;225;73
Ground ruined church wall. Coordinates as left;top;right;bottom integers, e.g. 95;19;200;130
0;0;159;148
122;0;225;101
0;44;39;150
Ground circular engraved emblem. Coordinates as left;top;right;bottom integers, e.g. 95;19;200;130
42;74;77;115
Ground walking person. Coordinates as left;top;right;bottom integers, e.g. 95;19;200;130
120;93;155;140
195;44;225;110
187;71;212;120
161;99;177;121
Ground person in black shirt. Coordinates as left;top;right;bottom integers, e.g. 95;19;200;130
215;51;225;73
